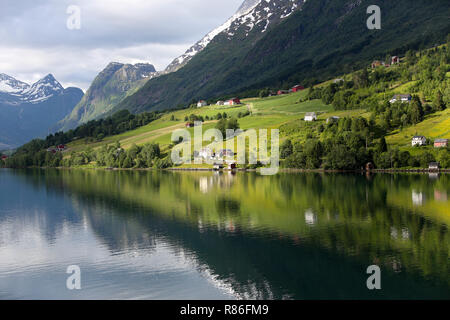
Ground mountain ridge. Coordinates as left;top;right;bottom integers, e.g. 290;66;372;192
0;73;83;148
113;0;450;115
58;62;157;131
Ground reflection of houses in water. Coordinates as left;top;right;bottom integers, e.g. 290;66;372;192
428;172;439;180
198;173;236;193
434;189;448;202
391;227;410;240
305;209;317;226
401;228;410;240
199;177;211;194
412;190;425;206
390;227;398;239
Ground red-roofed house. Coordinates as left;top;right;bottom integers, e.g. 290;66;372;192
292;85;305;92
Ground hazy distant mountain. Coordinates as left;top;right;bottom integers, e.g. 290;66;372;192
0;73;83;148
114;0;450;114
58;62;157;131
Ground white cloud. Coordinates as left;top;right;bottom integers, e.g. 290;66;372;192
0;0;243;90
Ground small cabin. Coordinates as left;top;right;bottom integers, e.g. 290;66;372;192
371;61;383;68
1;155;8;161
228;163;237;170
304;112;317;122
412;136;427;147
228;98;241;105
429;162;440;171
390;94;412;104
213;163;224;171
57;144;66;151
391;56;400;65
434;139;448;148
185;122;194;128
365;162;375;171
197;100;207;108
291;85;305;93
218;149;234;158
277;90;289;95
216;101;224;106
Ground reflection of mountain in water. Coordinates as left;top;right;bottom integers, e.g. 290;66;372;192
10;169;450;299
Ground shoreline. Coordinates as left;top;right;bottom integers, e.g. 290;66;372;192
2;166;449;174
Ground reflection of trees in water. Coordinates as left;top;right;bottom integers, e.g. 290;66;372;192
10;169;450;298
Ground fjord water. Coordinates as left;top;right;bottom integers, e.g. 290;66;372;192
0;169;448;300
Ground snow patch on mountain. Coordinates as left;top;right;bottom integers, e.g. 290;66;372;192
0;73;30;94
22;74;64;103
165;0;305;73
165;0;262;73
0;73;66;104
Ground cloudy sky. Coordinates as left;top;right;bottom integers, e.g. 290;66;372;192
0;0;243;91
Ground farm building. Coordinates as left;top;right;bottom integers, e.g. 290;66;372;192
429;162;440;171
228;98;241;105
199;147;214;159
434;139;448;148
390;94;412;103
228;163;237;170
391;56;400;64
291;85;305;92
217;149;234;158
197;100;207;107
216;101;224;106
304;112;317;122
412;136;427;146
277;90;289;95
371;61;384;68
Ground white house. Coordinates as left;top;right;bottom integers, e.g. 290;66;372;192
412;136;427;147
216;101;224;106
199;147;214;160
304;112;317;122
390;94;412;104
197;100;207;107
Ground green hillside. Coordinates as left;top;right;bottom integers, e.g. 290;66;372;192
3;42;449;170
114;0;450;114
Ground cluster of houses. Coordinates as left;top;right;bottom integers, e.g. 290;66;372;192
197;98;241;108
46;144;67;153
389;94;412;104
195;147;237;170
276;85;305;96
303;112;341;123
411;136;448;148
371;56;400;69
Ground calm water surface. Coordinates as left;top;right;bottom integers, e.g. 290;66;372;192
0;169;449;299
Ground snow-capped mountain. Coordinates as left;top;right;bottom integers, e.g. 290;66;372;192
165;0;305;73
0;73;83;148
22;74;64;103
0;73;66;104
0;73;30;94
